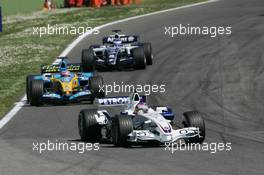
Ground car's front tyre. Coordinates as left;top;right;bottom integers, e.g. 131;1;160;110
133;47;146;70
89;76;105;98
78;109;101;142
26;75;38;102
142;43;153;65
82;49;95;72
111;115;133;146
30;80;44;106
182;111;205;144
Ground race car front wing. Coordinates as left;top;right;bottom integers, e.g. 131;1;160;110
127;127;202;143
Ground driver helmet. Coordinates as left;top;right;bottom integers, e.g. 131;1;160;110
135;102;149;114
60;70;71;77
114;34;120;39
113;34;122;47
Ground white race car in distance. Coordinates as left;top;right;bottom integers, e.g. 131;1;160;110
78;93;205;146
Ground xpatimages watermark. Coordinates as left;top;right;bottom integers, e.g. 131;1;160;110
0;6;2;32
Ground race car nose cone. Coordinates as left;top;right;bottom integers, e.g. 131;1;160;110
162;126;171;133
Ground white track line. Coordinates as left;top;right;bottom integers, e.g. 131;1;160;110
0;0;219;129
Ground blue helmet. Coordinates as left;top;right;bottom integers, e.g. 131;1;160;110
59;61;67;72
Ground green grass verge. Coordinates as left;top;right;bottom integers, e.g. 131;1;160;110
0;0;206;117
1;0;64;15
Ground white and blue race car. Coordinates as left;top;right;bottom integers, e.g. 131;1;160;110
81;30;153;70
78;92;206;146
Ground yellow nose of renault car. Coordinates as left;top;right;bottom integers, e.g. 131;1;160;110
51;74;79;95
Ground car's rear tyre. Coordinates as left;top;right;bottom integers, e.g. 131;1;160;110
182;111;205;144
112;115;133;146
78;109;101;142
30;80;44;106
82;49;95;72
89;76;105;98
26;75;38;102
142;43;153;65
133;47;146;69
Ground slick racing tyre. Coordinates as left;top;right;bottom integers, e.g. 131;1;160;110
78;109;101;142
89;76;105;98
26;75;38;102
30;80;44;106
133;47;146;69
82;49;95;72
112;115;133;146
142;43;153;65
182;111;205;144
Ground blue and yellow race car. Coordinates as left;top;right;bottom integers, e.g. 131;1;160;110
26;57;104;106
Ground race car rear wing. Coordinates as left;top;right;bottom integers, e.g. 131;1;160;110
103;35;139;44
41;63;81;74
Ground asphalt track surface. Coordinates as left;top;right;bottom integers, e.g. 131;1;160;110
1;0;264;174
